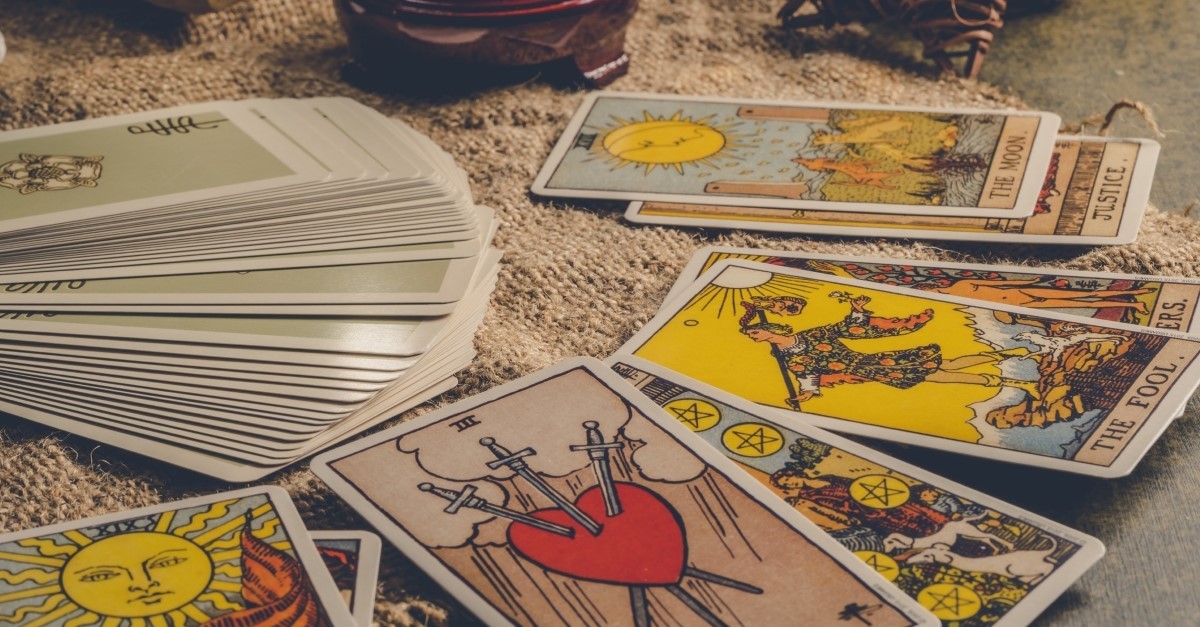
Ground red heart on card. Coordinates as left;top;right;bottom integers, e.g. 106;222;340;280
507;483;687;585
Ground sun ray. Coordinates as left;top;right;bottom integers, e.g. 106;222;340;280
64;610;100;627
21;600;76;627
154;510;177;533
193;503;272;548
0;568;57;585
209;580;242;593
0;593;68;623
204;535;241;552
61;531;92;548
131;618;148;627
167;609;190;626
101;617;121;627
251;518;280;540
213;563;242;578
198;591;244;613
181;604;212;623
172;499;236;538
149;613;169;627
209;549;241;564
0;583;63;603
268;541;293;553
16;538;77;559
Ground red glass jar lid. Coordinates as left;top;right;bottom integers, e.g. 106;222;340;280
375;0;616;20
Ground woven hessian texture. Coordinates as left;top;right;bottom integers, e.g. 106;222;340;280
1;1;1198;624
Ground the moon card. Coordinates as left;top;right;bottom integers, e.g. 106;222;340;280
312;358;936;626
533;92;1060;218
0;487;355;626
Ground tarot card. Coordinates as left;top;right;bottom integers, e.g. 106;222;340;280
311;531;382;627
533;92;1059;218
312;357;936;626
617;259;1200;477
0;102;327;234
608;355;1105;626
625;136;1158;244
665;247;1200;334
0;487;356;626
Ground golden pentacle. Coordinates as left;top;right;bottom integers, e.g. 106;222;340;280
854;551;900;582
664;398;722;432
849;475;910;509
721;422;784;457
62;532;214;618
917;583;982;621
594;111;746;174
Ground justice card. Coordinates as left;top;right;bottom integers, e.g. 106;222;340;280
625;136;1158;244
534;92;1059;218
617;259;1200;477
608;355;1104;626
0;487;355;626
312;358;935;626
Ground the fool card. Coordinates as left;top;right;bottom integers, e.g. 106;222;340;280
618;260;1200;477
0;487;354;626
313;358;934;626
534;92;1059;217
609;355;1104;626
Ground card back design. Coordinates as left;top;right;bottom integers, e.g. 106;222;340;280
620;261;1200;476
314;360;933;626
609;356;1104;626
0;490;346;626
0;154;104;195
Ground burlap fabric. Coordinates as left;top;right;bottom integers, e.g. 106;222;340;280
1;1;1197;625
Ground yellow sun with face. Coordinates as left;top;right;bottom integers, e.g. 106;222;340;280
593;110;746;174
0;498;292;627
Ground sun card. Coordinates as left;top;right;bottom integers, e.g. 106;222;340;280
312;357;936;626
617;259;1200;477
533;92;1059;218
607;355;1104;626
625;136;1158;244
0;487;355;626
311;531;382;627
664;247;1200;334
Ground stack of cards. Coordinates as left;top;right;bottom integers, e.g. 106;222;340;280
0;97;501;481
617;246;1200;478
533;92;1160;244
0;488;382;627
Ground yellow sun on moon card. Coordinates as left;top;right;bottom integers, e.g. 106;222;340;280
0;488;352;627
593;111;747;174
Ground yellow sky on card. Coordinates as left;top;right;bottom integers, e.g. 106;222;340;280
633;268;998;442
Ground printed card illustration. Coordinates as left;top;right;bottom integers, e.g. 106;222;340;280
667;247;1200;334
626;137;1158;245
533;93;1059;218
312;359;934;626
609;356;1104;626
311;531;381;627
0;487;354;626
620;260;1200;477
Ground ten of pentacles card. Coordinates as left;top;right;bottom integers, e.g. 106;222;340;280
312;357;937;626
532;92;1059;218
607;355;1105;626
0;486;355;626
616;260;1200;478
